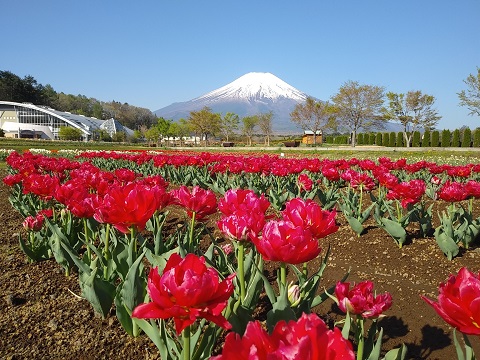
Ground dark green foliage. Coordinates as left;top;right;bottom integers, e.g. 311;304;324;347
396;132;404;147
357;133;364;145
461;128;472;147
473;128;480;147
441;129;451;147
375;132;382;146
451;129;460;147
389;132;396;147
431;130;440;147
422;129;431;147
382;132;389;146
369;133;376;145
334;135;349;144
412;131;421;147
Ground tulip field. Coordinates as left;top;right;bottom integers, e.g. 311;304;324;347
1;148;480;359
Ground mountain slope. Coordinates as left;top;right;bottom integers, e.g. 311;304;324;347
154;72;309;133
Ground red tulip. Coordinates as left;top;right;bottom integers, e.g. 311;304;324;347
172;185;217;220
437;181;468;202
211;312;354;360
298;173;313;192
422;267;480;335
282;198;338;239
321;166;341;182
465;180;480;199
217;214;256;242
386;179;426;208
94;182;164;233
254;220;320;264
2;174;23;187
23;214;44;232
335;281;392;318
132;253;235;335
22;173;60;200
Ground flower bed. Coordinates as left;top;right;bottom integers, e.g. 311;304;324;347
2;150;480;359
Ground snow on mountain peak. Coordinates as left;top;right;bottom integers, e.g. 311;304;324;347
196;72;308;103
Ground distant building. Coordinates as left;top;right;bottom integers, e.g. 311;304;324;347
302;130;322;145
0;101;133;140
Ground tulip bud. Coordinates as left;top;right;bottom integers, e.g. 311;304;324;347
287;283;301;307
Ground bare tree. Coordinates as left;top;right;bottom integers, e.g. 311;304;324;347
382;91;441;147
257;111;273;146
458;67;480;117
331;81;386;147
290;97;337;145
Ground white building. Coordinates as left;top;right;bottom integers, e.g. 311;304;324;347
0;101;133;140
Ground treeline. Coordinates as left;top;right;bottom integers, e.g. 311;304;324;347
325;127;480;147
0;71;157;129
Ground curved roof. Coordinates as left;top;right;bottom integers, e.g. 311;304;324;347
0;101;133;138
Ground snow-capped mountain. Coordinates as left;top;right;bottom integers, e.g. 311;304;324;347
154;72;310;133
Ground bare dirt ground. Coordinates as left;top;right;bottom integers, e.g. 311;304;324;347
1;168;480;359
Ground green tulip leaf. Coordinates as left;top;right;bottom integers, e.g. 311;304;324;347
434;227;460;260
380;218;407;247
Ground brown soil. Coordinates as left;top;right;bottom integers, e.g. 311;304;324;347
1;169;480;359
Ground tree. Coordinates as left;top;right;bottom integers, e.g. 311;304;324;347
458;67;480;117
431;130;440;147
473;128;480;147
382;91;441;147
382;132;389;147
290;97;337;145
422;129;431;147
58;126;83;141
112;131;127;143
357;133;364;145
242;116;259;146
389;132;396;147
219;112;239;142
396;132;404;147
169;120;191;146
412;131;421;147
452;129;461;147
462;127;472;148
145;127;161;146
188;107;221;146
441;129;451;147
331;81;385;147
257;111;274;146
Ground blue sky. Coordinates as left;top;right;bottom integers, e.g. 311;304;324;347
3;1;479;130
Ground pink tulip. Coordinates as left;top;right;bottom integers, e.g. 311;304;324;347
335;280;392;318
282;198;338;239
254;220;320;264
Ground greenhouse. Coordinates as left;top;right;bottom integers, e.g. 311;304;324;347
0;101;133;140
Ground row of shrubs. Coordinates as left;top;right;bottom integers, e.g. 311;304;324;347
325;127;480;147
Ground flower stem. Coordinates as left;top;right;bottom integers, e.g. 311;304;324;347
355;317;365;360
83;218;91;262
189;213;196;251
280;262;287;289
183;325;191;360
103;223;111;279
238;242;246;304
463;332;475;360
130;227;137;256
